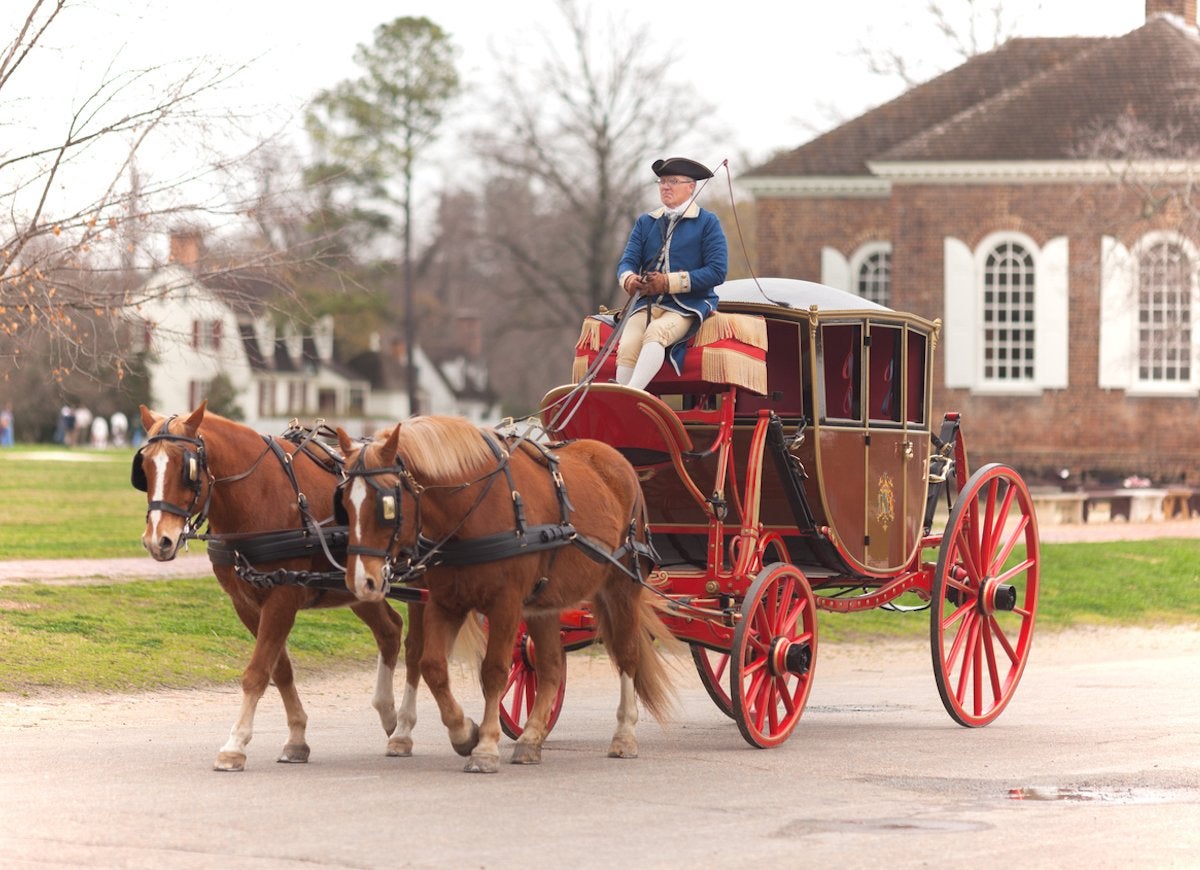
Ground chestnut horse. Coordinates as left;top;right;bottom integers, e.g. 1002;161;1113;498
336;416;679;773
135;402;421;771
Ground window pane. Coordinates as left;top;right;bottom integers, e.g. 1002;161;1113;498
1137;241;1192;384
856;249;891;306
982;242;1035;383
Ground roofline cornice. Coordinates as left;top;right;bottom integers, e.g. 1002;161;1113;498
737;175;891;198
866;159;1200;184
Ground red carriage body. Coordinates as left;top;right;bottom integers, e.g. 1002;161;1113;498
525;278;1041;746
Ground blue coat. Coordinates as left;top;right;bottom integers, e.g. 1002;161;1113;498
616;204;728;371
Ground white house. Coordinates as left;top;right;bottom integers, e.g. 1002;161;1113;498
131;233;499;436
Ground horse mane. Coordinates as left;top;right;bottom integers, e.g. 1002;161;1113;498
387;415;496;483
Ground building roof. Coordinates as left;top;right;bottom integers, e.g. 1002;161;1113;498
746;16;1200;177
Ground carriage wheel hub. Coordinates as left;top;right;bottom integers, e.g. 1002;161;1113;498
769;637;812;677
982;578;1017;613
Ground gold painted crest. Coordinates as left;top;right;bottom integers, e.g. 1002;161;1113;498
876;472;896;531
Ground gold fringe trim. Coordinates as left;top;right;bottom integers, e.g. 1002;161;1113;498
572;354;589;384
575;317;603;352
701;346;767;395
695;313;767;349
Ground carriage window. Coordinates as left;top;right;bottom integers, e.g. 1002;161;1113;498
734;320;803;419
906;329;927;425
867;326;901;423
820;324;861;421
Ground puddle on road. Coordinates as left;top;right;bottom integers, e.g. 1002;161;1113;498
1008;785;1200;804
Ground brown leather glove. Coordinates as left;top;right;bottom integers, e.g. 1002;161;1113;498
623;274;645;296
642;271;669;294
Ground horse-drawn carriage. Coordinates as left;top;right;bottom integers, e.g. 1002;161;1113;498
530;277;1040;747
133;276;1039;771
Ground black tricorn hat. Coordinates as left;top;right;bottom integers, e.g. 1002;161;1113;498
652;157;712;180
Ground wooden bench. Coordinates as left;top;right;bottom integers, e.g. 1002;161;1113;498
1162;487;1196;519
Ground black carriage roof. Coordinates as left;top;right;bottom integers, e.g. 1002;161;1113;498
715;278;889;313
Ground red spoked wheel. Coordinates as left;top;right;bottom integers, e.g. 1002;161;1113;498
730;563;818;748
931;463;1039;727
690;645;734;719
499;631;566;740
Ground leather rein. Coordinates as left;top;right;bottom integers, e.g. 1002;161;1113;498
342;430;657;597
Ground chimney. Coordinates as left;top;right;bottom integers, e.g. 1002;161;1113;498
168;229;203;269
455;312;484;360
1147;0;1197;26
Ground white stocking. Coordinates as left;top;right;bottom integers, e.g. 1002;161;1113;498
627;342;666;391
615;364;634;385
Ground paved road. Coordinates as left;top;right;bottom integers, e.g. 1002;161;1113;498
2;524;1198;867
1;625;1198;869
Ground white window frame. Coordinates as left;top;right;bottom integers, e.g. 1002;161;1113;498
943;231;1068;394
849;241;892;307
1099;232;1200;396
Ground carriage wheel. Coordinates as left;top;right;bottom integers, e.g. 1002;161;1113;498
690;645;734;719
931;463;1039;727
730;563;818;748
499;632;566;740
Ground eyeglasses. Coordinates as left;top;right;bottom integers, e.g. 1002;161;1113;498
657;177;694;188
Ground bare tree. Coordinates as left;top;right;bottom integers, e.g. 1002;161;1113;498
855;0;1042;89
470;0;715;409
0;1;309;382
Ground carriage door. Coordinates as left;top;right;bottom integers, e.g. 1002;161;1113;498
864;324;911;570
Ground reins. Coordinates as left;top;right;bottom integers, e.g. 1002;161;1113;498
138;416;349;572
344;426;657;598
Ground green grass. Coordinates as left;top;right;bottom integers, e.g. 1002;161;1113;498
1;449;1198;693
0;446;161;558
0;578;390;693
817;538;1200;642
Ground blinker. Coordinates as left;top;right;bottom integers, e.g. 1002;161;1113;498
381;494;397;522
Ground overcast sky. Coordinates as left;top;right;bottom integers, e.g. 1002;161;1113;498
28;1;1146;168
5;0;1151;238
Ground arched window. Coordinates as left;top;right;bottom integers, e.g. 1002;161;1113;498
982;241;1036;383
1137;240;1192;384
855;246;891;306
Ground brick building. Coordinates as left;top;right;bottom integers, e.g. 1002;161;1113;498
741;0;1200;485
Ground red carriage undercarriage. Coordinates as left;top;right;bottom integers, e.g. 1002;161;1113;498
507;277;1041;747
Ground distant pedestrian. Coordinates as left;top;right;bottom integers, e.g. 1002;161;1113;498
55;405;74;445
0;402;13;447
73;406;92;447
90;415;109;448
110;411;129;447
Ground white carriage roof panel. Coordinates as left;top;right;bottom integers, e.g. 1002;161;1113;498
715;277;890;312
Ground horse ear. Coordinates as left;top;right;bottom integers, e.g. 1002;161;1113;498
139;404;159;431
183;400;206;434
382;424;401;461
336;427;354;455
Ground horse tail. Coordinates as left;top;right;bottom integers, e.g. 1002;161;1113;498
450;610;487;668
629;589;685;723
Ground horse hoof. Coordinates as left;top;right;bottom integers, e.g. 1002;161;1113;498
607;742;639;759
510;743;542;765
451;720;480;757
278;743;311;763
214;751;246;771
386;736;413;757
464;753;500;774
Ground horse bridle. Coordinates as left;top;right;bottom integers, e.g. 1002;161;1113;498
131;419;210;530
336;448;424;588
